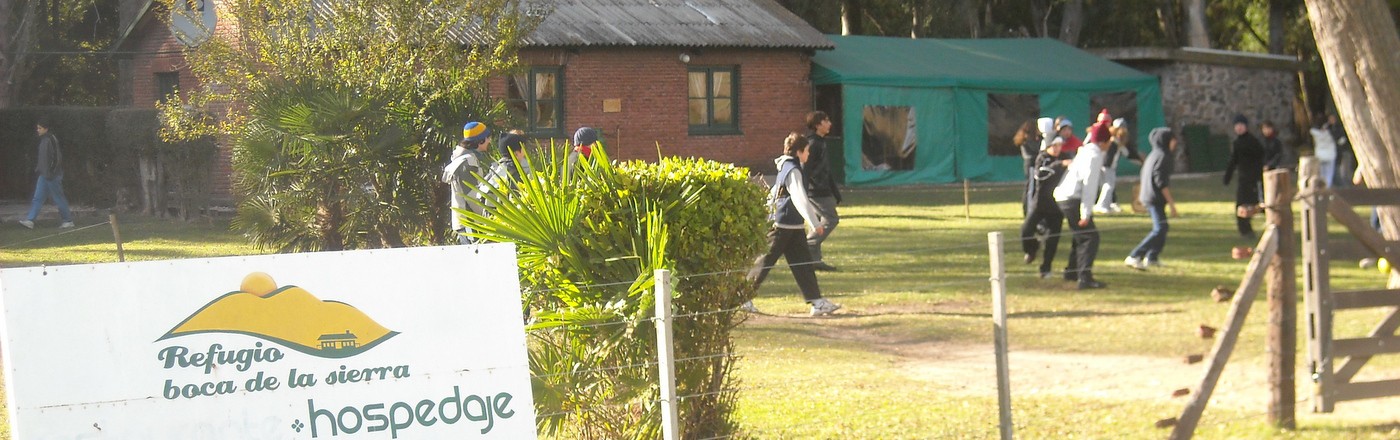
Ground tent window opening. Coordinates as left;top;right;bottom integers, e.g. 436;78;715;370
1090;91;1138;141
507;66;565;137
861;106;916;171
987;93;1040;157
688;66;740;135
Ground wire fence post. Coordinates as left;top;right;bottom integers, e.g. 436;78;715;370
988;232;1013;440
109;213;125;262
654;269;680;440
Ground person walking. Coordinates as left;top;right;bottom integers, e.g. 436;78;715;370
1309;115;1338;187
1224;114;1265;240
442;121;491;244
19;117;74;229
802;111;842;272
1053;123;1110;289
1124;127;1180;270
1015;120;1041;178
1259;120;1288;172
1326;113;1352;187
745;132;841;317
1021;137;1068;279
1093;116;1144;214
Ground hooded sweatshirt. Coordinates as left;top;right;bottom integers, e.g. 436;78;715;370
1139;127;1175;206
36;132;62;179
771;155;820;230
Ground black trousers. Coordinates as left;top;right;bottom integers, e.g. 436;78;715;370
1057;200;1100;281
749;227;822;302
1020;203;1064;275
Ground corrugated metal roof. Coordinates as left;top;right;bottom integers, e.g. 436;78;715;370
514;0;833;49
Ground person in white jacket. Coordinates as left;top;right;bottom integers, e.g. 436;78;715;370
1309;115;1338;187
1053;123;1110;289
744;132;841;316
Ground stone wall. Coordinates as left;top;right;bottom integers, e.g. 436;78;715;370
1138;62;1299;143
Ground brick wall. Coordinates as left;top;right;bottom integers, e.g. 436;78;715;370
124;15;236;204
494;47;815;173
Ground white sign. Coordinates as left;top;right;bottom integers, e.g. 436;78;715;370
170;0;217;47
0;244;537;439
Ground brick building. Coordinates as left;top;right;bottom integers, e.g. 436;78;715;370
497;1;832;171
112;0;832;200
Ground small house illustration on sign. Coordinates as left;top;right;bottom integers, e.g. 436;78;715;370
318;330;358;350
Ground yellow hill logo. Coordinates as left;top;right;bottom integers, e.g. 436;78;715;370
157;273;398;358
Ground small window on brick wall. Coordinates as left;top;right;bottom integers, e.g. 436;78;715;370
156;72;180;104
688;66;740;135
507;67;564;137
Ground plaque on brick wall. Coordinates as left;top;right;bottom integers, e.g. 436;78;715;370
603;99;622;113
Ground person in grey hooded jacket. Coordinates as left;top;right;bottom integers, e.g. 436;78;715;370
1124;127;1180;270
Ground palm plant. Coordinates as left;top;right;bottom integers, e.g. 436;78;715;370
459;141;766;438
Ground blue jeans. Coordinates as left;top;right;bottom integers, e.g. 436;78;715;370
27;175;72;222
1129;202;1169;261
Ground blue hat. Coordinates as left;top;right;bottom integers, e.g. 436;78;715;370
572;127;599;147
463;121;490;143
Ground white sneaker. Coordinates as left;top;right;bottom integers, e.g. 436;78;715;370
59;222;75;229
740;301;758;313
18;220;34;229
1124;256;1148;271
1108;203;1123;214
809;298;841;316
1093;205;1111;214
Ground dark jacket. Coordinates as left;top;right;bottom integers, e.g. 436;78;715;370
35;133;62;179
1139;128;1175;206
1261;134;1287;171
1223;132;1264;186
802;130;841;201
1025;150;1065;212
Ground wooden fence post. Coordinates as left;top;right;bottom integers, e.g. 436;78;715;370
1299;157;1335;413
654;269;680;440
1264;169;1296;429
109;213;126;263
987;232;1013;440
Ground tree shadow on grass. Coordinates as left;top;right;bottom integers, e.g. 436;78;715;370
747;307;1181;321
1297;422;1400;435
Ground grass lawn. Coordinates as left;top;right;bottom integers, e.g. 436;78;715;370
737;174;1400;438
1;175;1397;438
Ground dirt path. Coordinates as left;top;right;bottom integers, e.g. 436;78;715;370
749;313;1400;424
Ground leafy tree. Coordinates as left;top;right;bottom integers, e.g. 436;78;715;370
161;0;537;251
1;0;119;106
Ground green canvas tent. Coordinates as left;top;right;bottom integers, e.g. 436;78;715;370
812;35;1165;186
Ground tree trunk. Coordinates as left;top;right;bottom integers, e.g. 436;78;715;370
1157;0;1180;46
0;0;11;107
3;0;40;106
840;0;863;35
958;0;981;38
1268;0;1286;54
1030;0;1051;38
1184;0;1210;48
1058;0;1083;45
1305;0;1400;287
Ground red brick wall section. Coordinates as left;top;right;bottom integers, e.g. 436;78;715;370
492;47;816;173
127;13;237;203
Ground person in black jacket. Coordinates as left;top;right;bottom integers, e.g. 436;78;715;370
744;133;840;317
1124;127;1179;270
20;117;74;229
1021;137;1067;278
1224;114;1265;240
803;111;842;271
1259;120;1289;172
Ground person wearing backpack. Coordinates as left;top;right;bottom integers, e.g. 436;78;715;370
744;132;841;317
442;121;491;244
20;117;74;229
